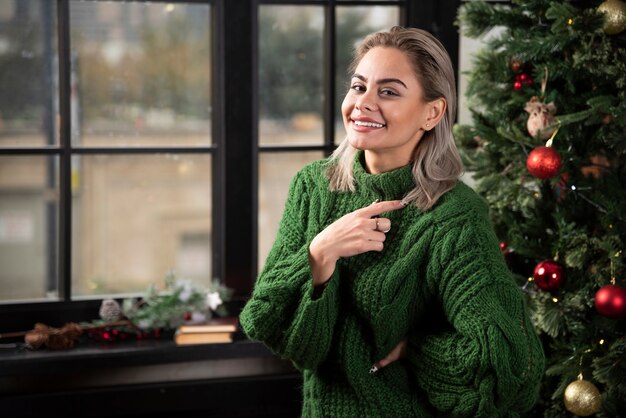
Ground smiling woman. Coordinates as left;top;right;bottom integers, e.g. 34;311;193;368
342;47;444;174
330;27;461;210
240;26;545;418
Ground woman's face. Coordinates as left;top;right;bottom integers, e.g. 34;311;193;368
341;47;434;169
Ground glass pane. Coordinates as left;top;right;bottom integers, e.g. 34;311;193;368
335;6;400;144
72;154;212;296
0;156;58;302
258;6;324;146
70;1;212;147
0;1;58;147
258;152;323;273
458;26;504;125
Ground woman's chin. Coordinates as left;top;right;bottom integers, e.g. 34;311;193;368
347;137;374;151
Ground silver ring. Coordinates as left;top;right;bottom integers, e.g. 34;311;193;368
375;219;379;231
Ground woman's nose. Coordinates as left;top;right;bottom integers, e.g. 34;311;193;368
355;90;377;112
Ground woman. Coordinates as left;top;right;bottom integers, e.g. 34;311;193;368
240;26;545;417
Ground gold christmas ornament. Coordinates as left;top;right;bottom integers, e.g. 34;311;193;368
563;378;602;416
598;0;626;35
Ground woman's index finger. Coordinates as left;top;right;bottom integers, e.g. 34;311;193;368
361;200;406;217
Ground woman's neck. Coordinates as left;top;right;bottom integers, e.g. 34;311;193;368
364;150;411;174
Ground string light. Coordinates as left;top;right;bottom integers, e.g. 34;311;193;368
552;297;559;303
599;339;605;345
567;18;574;25
610;250;622;286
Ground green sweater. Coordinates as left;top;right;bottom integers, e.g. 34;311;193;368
240;153;545;417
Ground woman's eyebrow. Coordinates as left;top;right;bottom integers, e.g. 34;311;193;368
352;73;408;89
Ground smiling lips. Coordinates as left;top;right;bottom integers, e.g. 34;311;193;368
352;119;386;129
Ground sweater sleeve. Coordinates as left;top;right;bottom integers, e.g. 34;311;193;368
408;212;545;417
239;168;340;370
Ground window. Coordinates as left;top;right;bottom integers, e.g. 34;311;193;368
0;0;214;304
0;0;458;331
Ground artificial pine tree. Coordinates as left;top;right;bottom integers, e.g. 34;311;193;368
455;0;626;416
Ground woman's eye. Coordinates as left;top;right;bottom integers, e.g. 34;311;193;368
381;89;398;96
350;84;365;92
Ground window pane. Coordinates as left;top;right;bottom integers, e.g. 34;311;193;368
335;6;400;144
458;26;504;125
70;1;212;147
258;152;323;272
258;6;324;146
72;154;212;296
0;156;58;302
0;1;58;147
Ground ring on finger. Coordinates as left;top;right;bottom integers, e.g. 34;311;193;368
375;219;380;231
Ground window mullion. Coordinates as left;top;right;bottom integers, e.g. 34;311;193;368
58;0;72;302
323;0;336;155
222;0;255;297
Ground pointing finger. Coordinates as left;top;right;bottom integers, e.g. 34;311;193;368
361;200;406;218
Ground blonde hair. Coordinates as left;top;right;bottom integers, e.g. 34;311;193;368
327;26;463;210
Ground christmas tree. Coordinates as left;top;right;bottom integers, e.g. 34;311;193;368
455;0;626;416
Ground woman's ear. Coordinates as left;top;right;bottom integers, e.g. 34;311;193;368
424;98;447;131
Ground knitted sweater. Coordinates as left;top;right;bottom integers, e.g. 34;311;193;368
240;153;545;417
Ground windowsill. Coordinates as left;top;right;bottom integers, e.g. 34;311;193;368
0;333;297;395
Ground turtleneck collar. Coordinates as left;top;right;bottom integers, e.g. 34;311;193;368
352;151;415;198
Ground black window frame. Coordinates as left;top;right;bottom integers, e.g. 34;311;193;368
0;0;459;333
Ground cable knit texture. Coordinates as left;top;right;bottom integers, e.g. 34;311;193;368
240;152;545;417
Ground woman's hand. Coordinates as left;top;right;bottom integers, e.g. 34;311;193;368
308;200;405;286
371;339;407;373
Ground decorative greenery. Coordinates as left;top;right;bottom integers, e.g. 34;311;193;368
456;0;625;416
118;271;233;331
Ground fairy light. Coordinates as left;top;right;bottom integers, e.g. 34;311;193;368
610;250;622;286
577;348;593;378
567;18;574;25
552;297;559;303
599;339;605;345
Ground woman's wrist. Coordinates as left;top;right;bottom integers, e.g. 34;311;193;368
308;238;337;287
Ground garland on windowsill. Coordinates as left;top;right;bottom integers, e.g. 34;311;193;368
0;272;233;350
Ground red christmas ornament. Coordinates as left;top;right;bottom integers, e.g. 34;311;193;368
533;260;566;291
527;146;562;179
514;80;523;91
500;242;509;253
595;284;626;318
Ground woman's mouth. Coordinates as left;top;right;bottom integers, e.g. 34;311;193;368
352;119;385;128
